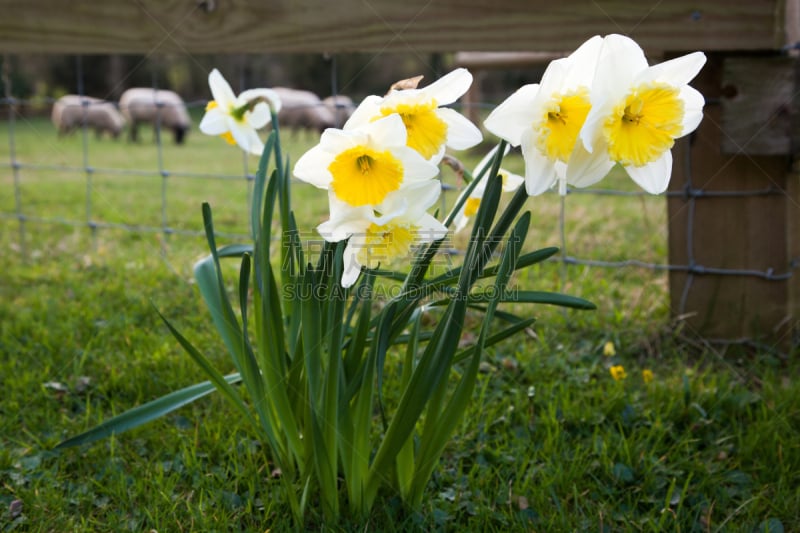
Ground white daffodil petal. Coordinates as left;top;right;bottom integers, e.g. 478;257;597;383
561;35;603;88
625;150;673;194
414;213;449;243
500;169;525;192
318;215;369;242
239;88;282;113
484;84;540;146
422;68;473;105
208;69;237;108
581;97;617;153
521;129;558;195
340;239;365;288
679;85;705;136
199;109;229;135
534;59;569;110
566;142;615;188
230;125;263;155
593;34;647;99
392;146;441;182
638;52;707;86
454;211;470;233
319;127;361;154
403;180;442;215
365;114;407;148
293;146;334;189
437;107;482;150
246;102;271;130
343;95;383;130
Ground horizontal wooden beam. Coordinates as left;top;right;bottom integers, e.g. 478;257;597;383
0;0;797;55
454;52;567;70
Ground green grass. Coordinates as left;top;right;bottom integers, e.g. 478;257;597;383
1;117;799;531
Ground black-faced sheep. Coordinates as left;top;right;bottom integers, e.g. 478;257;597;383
273;87;336;136
323;95;356;128
119;88;191;144
51;95;126;139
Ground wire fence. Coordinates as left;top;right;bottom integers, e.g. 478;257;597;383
1;55;798;336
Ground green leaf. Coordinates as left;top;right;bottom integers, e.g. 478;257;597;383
55;373;241;449
452;317;536;364
196;205;245;376
217;243;253;258
409;211;530;507
443;141;505;228
469;290;596;310
156;310;262;436
251;131;276;241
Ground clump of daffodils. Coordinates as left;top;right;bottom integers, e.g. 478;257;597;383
293;34;704;286
295;68;482;287
199;35;705;289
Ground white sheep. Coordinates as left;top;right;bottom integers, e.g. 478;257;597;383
273;87;336;136
119;88;191;144
322;95;356;128
51;95;126;139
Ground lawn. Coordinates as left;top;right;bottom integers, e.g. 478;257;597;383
1;115;798;531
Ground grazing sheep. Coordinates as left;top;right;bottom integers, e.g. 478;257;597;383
119;88;191;144
51;95;126;139
323;95;356;127
273;87;336;136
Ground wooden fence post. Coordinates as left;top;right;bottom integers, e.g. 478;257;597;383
667;53;799;346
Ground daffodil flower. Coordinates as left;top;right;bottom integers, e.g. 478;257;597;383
453;145;523;232
578;34;706;194
293;114;439;208
344;68;482;164
483;37;605;196
199;69;282;156
317;180;447;288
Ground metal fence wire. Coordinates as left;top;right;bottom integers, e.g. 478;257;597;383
1;55;798;322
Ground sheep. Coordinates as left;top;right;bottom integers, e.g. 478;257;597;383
119;88;191;145
323;95;356;128
51;95;126;139
272;87;336;136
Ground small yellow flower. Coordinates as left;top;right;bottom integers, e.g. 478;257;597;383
603;341;616;357
610;365;627;381
642;369;654;383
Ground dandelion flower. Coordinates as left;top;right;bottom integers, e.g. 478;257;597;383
345;68;482;164
199;69;282;155
610;365;627;381
484;36;608;195
453;145;524;232
578;34;706;194
317;180;448;287
642;369;654;383
293;114;439;208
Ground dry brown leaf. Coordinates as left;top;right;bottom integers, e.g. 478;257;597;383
388;75;424;94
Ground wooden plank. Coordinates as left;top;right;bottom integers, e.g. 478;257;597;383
0;0;795;54
789;166;800;345
454;52;566;70
668;53;797;343
721;57;797;156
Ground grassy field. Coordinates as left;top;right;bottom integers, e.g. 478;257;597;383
1;115;798;531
